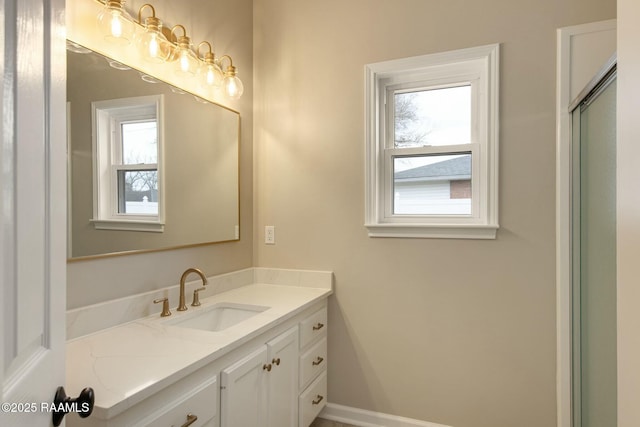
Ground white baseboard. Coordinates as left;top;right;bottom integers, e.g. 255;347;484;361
318;403;453;427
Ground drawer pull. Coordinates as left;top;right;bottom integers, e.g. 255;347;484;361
312;322;325;331
312;395;324;405
272;357;281;366
312;356;324;366
263;363;272;372
181;413;198;427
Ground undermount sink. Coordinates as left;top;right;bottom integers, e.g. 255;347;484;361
163;302;269;332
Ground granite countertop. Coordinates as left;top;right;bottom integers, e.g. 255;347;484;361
66;281;331;420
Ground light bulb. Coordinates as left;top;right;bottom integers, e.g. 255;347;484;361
205;64;223;86
196;63;223;98
111;13;123;37
97;0;135;45
169;28;199;78
179;51;190;72
135;16;171;63
196;42;223;95
174;45;198;77
149;36;159;57
223;74;244;100
220;60;243;100
196;57;223;95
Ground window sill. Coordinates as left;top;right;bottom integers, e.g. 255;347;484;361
91;219;164;233
365;223;498;239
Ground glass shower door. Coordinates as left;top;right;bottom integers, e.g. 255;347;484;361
571;71;617;427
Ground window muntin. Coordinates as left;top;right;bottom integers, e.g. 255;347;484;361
365;44;499;239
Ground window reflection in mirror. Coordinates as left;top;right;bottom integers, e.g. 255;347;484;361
92;95;163;229
67;46;240;259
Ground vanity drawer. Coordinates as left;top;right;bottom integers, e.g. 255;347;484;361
299;337;327;390
299;371;327;427
299;308;327;349
71;364;219;427
138;377;217;427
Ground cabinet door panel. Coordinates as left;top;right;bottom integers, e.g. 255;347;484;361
267;327;299;427
221;346;268;427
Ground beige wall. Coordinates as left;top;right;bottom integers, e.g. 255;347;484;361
617;1;640;426
253;1;614;426
66;0;254;308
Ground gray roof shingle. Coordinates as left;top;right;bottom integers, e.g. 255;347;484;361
394;154;471;180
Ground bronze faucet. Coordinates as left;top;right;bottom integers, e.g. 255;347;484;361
178;268;208;311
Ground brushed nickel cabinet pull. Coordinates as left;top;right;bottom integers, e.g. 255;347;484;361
181;413;198;427
312;356;324;366
312;395;324;405
272;357;281;366
312;322;324;331
263;363;272;372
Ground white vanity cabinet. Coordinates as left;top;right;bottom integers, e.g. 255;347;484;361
220;326;299;427
298;307;328;427
66;283;331;427
67;363;219;427
219;306;328;427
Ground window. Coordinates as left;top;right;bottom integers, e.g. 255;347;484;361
91;95;165;232
365;44;499;239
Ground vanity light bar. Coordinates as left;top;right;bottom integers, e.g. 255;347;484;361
93;0;243;99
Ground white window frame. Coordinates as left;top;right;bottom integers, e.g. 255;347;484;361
91;95;165;232
365;44;500;239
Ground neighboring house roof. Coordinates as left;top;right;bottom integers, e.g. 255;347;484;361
394;154;471;182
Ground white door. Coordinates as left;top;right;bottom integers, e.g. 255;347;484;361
220;346;268;427
267;327;298;427
1;0;67;426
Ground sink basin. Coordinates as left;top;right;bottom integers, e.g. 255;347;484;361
163;302;269;332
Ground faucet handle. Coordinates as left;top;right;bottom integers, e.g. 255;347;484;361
153;298;172;317
191;287;206;307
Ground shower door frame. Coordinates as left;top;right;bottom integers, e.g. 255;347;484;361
555;19;617;427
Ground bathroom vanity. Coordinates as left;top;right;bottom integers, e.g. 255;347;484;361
65;268;331;427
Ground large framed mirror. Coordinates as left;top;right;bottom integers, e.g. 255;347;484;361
67;45;240;260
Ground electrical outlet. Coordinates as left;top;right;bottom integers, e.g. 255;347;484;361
265;226;275;244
